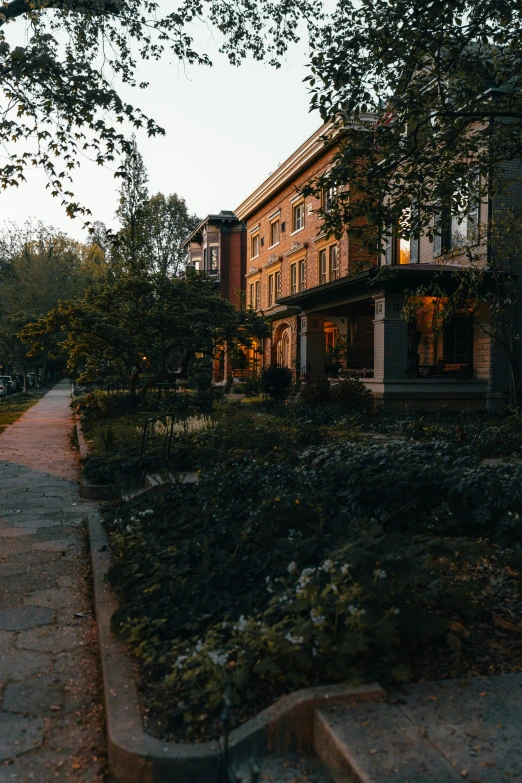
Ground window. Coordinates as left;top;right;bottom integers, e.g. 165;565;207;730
275;270;281;299
444;312;473;365
329;245;339;280
281;221;286;233
210;246;219;272
255;281;261;311
319;249;327;285
293;202;304;232
251;233;260;259
434;175;480;257
203;247;208;267
270;220;280;247
268;274;274;307
323;186;337;213
299;259;306;291
249;283;255;308
290;263;297;294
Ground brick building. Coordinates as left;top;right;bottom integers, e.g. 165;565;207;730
232;122;517;411
182;210;246;379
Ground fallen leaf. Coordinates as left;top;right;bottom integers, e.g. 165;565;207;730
493;614;520;633
451;621;470;638
487;640;511;654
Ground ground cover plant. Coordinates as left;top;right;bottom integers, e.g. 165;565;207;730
102;400;522;743
0;389;47;434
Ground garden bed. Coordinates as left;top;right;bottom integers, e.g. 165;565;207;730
101;399;522;744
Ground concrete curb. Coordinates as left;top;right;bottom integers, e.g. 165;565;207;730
88;514;385;783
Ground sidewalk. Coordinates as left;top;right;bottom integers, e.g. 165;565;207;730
0;381;107;782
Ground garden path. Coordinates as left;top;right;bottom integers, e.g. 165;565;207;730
0;381;108;782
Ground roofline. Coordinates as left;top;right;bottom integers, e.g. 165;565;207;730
234;115;376;223
234;122;335;223
182;212;241;249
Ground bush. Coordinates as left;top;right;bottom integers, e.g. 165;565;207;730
260;365;293;400
297;376;331;407
330;377;374;413
243;376;260;397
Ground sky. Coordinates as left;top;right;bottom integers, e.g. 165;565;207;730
1;22;321;242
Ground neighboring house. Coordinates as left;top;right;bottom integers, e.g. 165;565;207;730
182;210;246;381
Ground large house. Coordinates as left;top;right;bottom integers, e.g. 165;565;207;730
187;124;520;411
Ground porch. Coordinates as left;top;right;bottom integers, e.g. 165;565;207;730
277;266;505;412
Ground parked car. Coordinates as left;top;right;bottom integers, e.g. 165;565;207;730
11;374;23;392
27;373;36;388
0;381;7;398
0;376;15;394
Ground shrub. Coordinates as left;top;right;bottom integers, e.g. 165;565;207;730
330;377;374;413
260;365;293;400
243;376;260;397
297;376;331;407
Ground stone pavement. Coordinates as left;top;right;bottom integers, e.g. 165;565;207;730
0;382;108;782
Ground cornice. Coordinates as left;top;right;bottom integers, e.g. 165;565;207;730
234;115;375;223
235;122;335;222
284;242;309;258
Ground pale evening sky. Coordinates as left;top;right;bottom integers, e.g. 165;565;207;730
1;24;321;242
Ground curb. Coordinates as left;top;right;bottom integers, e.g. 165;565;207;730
88;515;385;783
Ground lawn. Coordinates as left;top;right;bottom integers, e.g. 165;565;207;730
0;389;47;434
95;387;522;743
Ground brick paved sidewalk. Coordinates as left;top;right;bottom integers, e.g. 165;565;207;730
0;381;108;782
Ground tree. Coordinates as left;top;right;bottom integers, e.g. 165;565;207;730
306;1;522;250
0;0;322;217
112;136;150;273
22;270;270;395
145;193;200;278
303;2;522;406
0;220;107;389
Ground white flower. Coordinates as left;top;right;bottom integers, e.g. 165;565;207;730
393;608;400;615
348;604;358;615
221;621;228;629
235;615;247;631
208;650;229;666
312;645;318;658
195;639;203;653
125;526;132;533
301;567;316;578
287;561;297;574
330;584;339;594
374;569;386;579
175;655;188;670
284;632;304;646
310;608;326;626
321;559;334;573
340;564;350;575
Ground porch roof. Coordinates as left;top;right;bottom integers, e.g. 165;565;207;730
277;263;471;311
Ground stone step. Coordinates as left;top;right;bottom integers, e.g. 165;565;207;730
314;701;461;783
